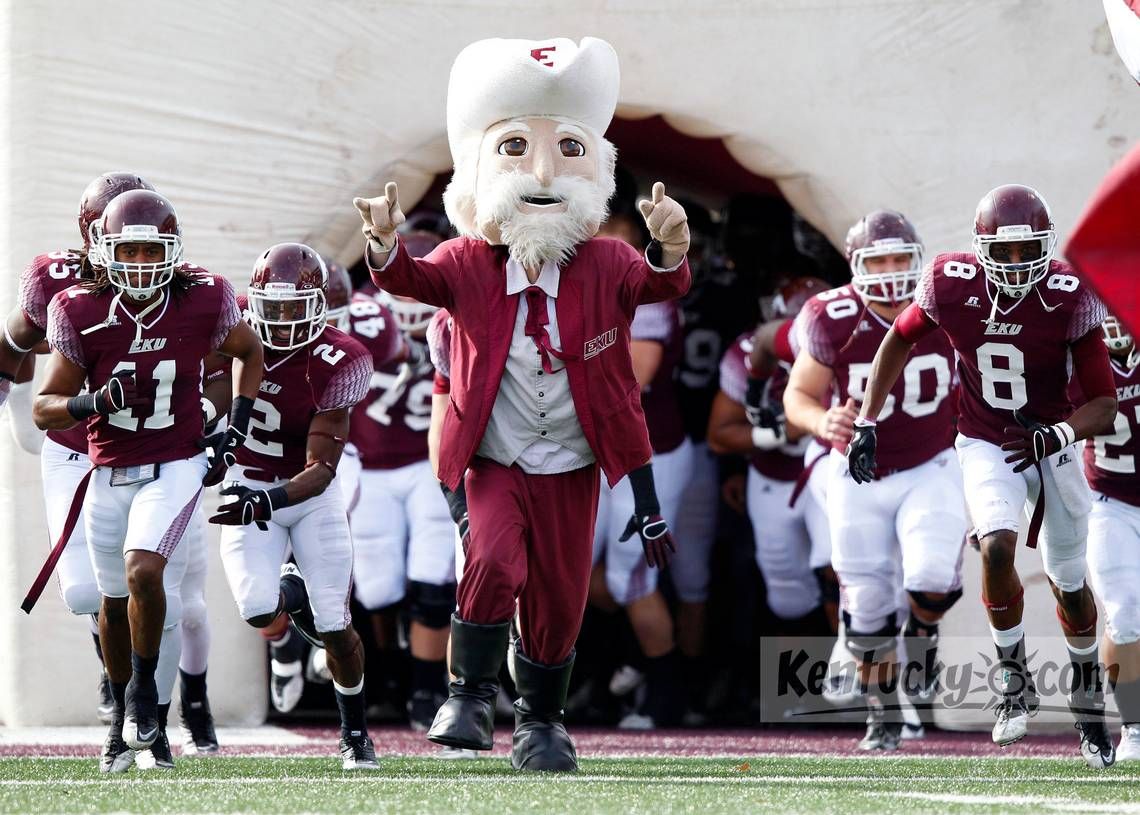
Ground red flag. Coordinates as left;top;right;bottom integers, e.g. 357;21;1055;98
1064;142;1140;335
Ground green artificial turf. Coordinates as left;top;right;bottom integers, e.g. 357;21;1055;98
0;756;1136;814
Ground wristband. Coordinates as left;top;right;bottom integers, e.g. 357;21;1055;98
4;323;35;355
854;417;877;428
229;395;255;435
266;486;290;510
66;392;98;420
1053;421;1076;448
200;398;218;425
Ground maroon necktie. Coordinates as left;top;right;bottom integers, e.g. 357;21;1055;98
524;287;566;374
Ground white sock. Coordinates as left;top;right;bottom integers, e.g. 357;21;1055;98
156;625;182;706
989;622;1025;649
333;677;364;695
179;617;210;676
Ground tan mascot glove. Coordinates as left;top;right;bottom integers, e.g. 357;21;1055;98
637;181;689;267
353;182;406;255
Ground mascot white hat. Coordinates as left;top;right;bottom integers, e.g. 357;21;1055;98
443;37;620;238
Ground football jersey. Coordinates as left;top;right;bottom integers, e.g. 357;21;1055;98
915;253;1106;446
426;307;452;394
18;249;89;453
346;292;433;470
719;331;806;481
237;323;372;480
1083;358;1140;507
676;261;763;442
631;301;686;455
794;284;957;472
46;268;241;467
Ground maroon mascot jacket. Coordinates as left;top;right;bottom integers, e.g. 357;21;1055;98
369;235;691;491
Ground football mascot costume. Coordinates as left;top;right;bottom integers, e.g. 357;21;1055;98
354;36;690;771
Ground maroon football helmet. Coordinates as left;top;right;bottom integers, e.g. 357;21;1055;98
323;256;353;332
845;210;924;305
78;172;156;252
89;190;182;299
1102;314;1137;368
972;184;1056;298
248;243;328;350
771;276;831;318
376;230;442;335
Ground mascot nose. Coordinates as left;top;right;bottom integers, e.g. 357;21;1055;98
533;147;555;188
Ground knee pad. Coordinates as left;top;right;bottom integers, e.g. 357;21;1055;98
907;588;963;615
843;610;899;663
406;581;456;629
62;583;102;617
1107;607;1140;646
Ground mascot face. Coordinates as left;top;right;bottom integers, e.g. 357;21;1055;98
473;116;611;270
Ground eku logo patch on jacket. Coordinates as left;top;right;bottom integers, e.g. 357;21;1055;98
583;328;617;360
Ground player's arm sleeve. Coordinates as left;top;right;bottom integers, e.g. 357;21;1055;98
17;261;48;331
366;236;459;311
318;352;373;412
717;343;749;406
619;241;692;310
791;301;835;367
1071;329;1115;400
893;302;939;344
773;319;795;363
211;277;243;351
45;295;85;368
425;311;452;379
630;301;674;343
1067;287;1109;343
912;260;941;325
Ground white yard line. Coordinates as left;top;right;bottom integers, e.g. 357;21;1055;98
0;726;315;746
874;792;1140;814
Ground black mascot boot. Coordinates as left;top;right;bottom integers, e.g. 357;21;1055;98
511;647;578;772
426;615;510;751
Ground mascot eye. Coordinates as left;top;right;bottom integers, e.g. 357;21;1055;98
498;138;528;157
559;138;585;157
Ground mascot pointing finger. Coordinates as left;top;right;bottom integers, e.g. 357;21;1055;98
356;37;690;771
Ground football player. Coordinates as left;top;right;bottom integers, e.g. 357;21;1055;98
707;278;833;639
590;213;688;729
1081;316;1140;761
212;242;379;770
349;229;458;731
785;212;966;751
34;189;263;772
854;186;1118;767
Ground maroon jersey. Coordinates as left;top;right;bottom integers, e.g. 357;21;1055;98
1083;359;1140;507
18;250;89;453
344;292;433;470
915;253;1106;446
47;268;241;467
426;308;453;394
794;284;956;472
237;323;371;479
631;301;686;455
719;331;806;481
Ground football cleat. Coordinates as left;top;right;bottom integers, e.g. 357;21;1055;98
123;673;159;750
340;733;380;771
1076;719;1116;769
97;671;115;725
992;694;1031;746
858;705;902;752
1117;723;1140;762
100;726;135;774
137;729;175;770
280;564;323;648
270;658;305;714
306;647;332;684
608;665;645;698
900;703;925;741
180;697;219;755
438;746;480;759
617;711;655;731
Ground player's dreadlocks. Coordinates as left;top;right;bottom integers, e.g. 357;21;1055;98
80;257;201;300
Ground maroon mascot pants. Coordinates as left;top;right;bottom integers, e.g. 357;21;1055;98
456;456;600;665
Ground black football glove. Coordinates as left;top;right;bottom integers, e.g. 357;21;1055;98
846;420;877;484
209;484;287;531
620;513;676;569
624;463;677;568
200;395;255;487
744;377;766;428
1001;409;1069;473
440;481;471;556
